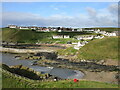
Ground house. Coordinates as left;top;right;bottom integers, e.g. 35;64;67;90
19;26;29;29
83;29;94;32
77;28;83;32
94;29;100;33
74;41;87;50
94;35;104;39
51;29;57;31
52;35;63;39
52;35;70;39
29;27;37;30
76;35;94;40
58;30;62;32
63;35;70;38
42;28;50;32
8;25;17;28
99;31;106;34
113;31;118;36
107;33;116;36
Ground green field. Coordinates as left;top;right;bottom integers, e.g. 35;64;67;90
57;47;78;56
1;28;96;44
57;37;118;61
2;69;118;88
77;37;118;60
83;27;119;32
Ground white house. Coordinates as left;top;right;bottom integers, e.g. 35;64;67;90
94;36;104;39
74;41;86;50
51;29;57;31
76;35;94;40
52;35;63;39
58;30;62;32
43;28;50;32
77;28;83;32
30;27;37;30
8;25;17;28
107;33;116;36
64;35;70;38
94;29;100;33
83;29;94;32
19;27;29;29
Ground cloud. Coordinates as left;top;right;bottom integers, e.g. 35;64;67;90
108;3;118;15
86;3;118;27
86;7;97;17
53;7;59;10
2;3;118;28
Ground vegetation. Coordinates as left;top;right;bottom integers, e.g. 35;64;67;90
2;64;48;80
2;28;96;44
57;47;78;56
77;37;118;60
83;27;119;32
57;37;118;61
2;69;118;88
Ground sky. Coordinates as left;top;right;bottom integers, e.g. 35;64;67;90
1;2;118;28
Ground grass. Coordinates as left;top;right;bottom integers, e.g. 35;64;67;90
77;37;118;60
57;37;118;61
2;69;118;88
2;28;52;43
57;47;78;56
83;27;119;32
39;38;79;44
2;28;96;44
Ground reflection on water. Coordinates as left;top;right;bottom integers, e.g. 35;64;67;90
1;53;84;79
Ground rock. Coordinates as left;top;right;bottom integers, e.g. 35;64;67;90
35;52;57;60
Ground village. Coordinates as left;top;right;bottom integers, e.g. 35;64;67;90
7;25;118;50
1;1;119;88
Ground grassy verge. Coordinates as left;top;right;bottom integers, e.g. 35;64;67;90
2;69;118;88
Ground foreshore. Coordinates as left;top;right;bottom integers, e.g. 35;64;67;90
0;46;55;53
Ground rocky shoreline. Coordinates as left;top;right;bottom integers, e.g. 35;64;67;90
0;47;55;53
1;46;119;84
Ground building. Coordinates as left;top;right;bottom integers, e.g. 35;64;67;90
94;35;104;39
8;25;17;28
29;27;37;30
52;35;63;39
76;35;94;40
63;35;70;38
52;35;70;39
19;26;29;29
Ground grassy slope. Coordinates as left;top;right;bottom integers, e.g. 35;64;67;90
77;37;118;60
57;47;78;56
2;28;96;44
83;27;119;32
2;70;118;88
2;28;52;43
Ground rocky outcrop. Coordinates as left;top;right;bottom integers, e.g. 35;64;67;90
35;52;58;60
2;64;60;81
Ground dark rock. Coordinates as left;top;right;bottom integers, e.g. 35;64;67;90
35;52;58;60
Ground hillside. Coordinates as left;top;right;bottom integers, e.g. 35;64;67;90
2;28;52;43
2;28;96;44
83;27;119;32
2;68;118;88
77;37;118;60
